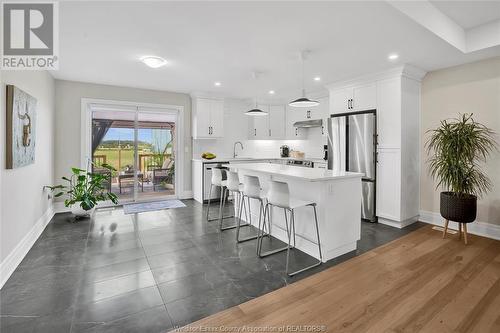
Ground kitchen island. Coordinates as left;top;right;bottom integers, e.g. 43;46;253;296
228;163;363;262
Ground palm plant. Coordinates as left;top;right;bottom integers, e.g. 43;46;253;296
426;114;496;197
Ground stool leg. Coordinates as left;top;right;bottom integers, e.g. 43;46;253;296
218;187;226;229
258;204;288;258
206;184;213;221
284;208;292;274
287;204;322;277
442;219;449;239
463;223;468;245
291;209;297;248
236;194;245;240
257;203;268;253
237;198;261;243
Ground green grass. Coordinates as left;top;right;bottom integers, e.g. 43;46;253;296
94;149;140;171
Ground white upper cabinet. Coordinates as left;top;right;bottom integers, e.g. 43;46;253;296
269;105;285;139
330;88;351;114
376;78;401;148
285;105;306;139
330;84;376;114
192;97;224;139
249;104;286;140
352;83;376;111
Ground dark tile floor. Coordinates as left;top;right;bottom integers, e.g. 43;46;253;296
0;199;425;333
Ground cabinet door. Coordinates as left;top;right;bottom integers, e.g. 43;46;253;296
376;78;401;148
253;104;269;139
352;83;376;111
376;149;401;221
269;105;285;138
195;98;212;138
330;88;351;114
209;99;224;137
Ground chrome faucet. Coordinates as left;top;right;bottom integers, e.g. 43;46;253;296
233;141;244;158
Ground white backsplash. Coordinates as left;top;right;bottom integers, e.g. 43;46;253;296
192;98;327;160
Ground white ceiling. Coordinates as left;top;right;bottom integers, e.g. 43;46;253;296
53;1;500;101
430;1;500;29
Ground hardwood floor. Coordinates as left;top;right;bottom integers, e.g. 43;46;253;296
184;225;500;332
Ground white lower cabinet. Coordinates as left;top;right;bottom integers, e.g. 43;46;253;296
376;149;401;221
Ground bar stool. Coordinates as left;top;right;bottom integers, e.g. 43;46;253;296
206;167;233;222
218;171;249;231
258;180;322;276
236;175;269;243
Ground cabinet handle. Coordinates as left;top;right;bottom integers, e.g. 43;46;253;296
307;110;311;119
254;128;256;136
269;129;271;137
351;99;354;110
208;126;211;135
321;126;324;135
295;128;298;136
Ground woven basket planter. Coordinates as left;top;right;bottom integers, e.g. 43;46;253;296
440;192;477;223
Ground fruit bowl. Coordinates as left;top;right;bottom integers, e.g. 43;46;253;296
201;152;216;160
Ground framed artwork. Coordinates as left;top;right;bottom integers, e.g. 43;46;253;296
6;85;37;169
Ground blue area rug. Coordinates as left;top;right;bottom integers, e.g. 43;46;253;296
123;200;186;214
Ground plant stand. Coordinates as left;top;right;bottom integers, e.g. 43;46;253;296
442;219;469;245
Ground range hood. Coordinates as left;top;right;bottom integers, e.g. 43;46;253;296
293;119;323;128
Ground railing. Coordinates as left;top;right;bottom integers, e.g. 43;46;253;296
139;154;172;175
93;155;107;166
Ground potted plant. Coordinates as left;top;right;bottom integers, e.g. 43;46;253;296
47;163;119;218
426;114;497;240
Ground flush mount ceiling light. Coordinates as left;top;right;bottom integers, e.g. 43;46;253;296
214;81;221;87
314;76;321;81
388;53;399;60
245;71;269;116
289;51;319;108
140;56;168;68
268;90;275;95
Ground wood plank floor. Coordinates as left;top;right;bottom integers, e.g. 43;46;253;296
181;225;500;333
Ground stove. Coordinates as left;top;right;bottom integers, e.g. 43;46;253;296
286;159;314;168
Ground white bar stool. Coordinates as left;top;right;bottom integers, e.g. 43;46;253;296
258;180;322;276
218;171;249;231
206;167;233;222
236;175;269;243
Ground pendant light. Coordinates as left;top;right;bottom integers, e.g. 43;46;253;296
289;51;319;108
245;71;268;116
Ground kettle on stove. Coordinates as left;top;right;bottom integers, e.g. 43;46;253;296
280;145;290;158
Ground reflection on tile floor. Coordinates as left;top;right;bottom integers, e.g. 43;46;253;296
0;199;425;332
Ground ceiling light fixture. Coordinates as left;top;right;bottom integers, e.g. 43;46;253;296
269;90;275;95
214;81;221;87
314;76;321;81
140;56;168;68
245;71;269;117
289;51;319;108
388;53;399;60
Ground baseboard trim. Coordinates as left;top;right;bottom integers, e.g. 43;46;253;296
0;204;55;289
53;201;70;213
378;215;419;229
419;210;500;241
180;191;193;199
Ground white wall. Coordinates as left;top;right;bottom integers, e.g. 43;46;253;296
54;80;192;195
0;71;55;277
420;56;500;226
193;98;327;160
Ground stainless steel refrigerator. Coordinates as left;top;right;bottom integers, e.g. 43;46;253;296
327;110;377;222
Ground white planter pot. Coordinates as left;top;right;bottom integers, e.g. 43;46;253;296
70;203;94;218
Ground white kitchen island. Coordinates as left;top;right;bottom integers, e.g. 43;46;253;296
228;163;363;262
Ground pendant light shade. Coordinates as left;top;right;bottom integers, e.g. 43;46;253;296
245;107;268;116
289;51;320;108
245;71;269;116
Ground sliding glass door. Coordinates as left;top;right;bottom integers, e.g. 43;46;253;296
90;104;177;203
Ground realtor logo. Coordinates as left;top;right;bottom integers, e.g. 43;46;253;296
1;2;59;69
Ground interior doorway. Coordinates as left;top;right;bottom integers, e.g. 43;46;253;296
82;99;184;203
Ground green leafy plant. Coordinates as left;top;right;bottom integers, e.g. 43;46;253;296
426;114;497;197
47;163;119;210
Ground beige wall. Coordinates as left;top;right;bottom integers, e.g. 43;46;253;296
54;80;192;195
420;57;500;225
0;71;55;263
